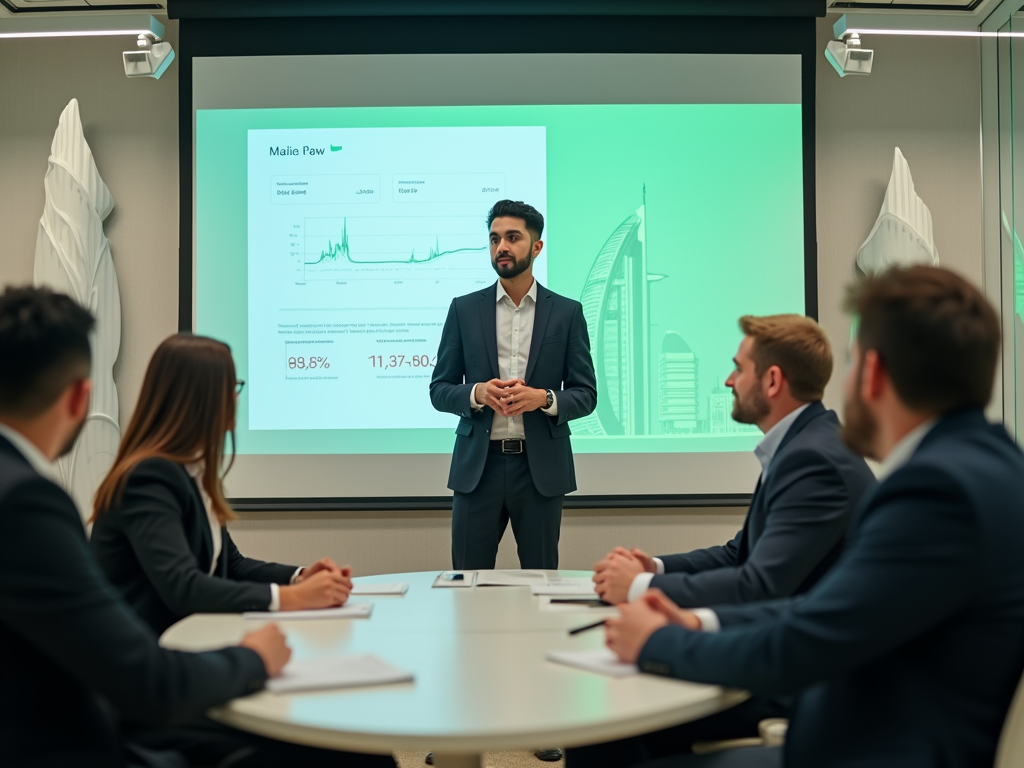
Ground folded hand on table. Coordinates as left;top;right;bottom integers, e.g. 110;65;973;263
605;589;703;663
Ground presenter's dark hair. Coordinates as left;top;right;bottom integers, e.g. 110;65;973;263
0;286;94;418
487;200;544;240
94;334;238;524
845;265;1000;413
739;314;832;402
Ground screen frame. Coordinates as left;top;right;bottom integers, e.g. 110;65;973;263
177;14;818;510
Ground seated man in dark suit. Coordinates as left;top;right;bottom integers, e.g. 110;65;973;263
593;314;875;609
0;286;394;768
604;266;1024;768
571;316;876;766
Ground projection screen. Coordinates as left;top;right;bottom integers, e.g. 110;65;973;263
190;52;809;505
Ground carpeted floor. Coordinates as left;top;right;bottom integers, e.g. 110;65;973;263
394;750;564;767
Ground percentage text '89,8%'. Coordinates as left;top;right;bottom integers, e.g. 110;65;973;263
288;356;330;370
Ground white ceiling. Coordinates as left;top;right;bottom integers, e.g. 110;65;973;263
0;0;1011;21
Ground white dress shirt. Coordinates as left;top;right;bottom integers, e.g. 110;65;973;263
875;418;937;480
627;404;812;604
692;415;939;634
185;462;301;611
469;279;558;439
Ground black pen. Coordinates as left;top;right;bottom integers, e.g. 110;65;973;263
568;619;608;636
550;598;611;606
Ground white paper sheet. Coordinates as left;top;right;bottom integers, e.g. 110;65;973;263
532;578;596;595
476;569;548;586
351;582;409;595
244;603;373;620
266;654;413;694
546;648;639;678
432;571;477;588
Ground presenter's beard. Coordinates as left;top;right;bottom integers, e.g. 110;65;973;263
492;252;532;280
840;363;878;460
731;386;769;426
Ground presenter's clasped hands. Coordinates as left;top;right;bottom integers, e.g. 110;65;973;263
239;623;292;677
474;378;549;417
593;547;654;604
279;568;352;611
605;589;703;663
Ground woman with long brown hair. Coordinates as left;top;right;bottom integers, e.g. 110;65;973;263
91;334;353;636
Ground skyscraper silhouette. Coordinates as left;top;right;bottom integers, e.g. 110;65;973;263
658;331;698;434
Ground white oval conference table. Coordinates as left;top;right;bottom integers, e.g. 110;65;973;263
160;570;749;768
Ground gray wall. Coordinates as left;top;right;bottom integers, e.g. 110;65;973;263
814;22;983;409
0;18;983;574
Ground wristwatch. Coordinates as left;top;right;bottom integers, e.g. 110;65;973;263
545;389;555;409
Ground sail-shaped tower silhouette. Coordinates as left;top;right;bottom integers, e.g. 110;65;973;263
575;189;665;436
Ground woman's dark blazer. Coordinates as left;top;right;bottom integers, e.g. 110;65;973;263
91;457;298;635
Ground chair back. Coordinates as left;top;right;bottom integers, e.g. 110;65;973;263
996;669;1024;768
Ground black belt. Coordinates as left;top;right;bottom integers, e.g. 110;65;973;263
489;438;526;454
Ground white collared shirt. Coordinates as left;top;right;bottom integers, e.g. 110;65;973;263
0;423;61;484
628;404;812;604
469;279;558;439
185;463;224;578
876;418;938;480
754;403;811;479
185;462;301;611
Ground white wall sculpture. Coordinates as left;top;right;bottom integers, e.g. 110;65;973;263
34;98;121;525
856;147;940;275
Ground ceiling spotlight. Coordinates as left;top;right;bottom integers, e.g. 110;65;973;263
123;41;175;80
825;33;874;78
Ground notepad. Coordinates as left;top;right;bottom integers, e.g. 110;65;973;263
266;654;413;694
476;569;548;586
432;571;477;588
532;578;596;596
351;582;409;595
546;648;638;678
244;603;373;620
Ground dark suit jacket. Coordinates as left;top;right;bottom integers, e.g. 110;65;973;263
638;409;1024;768
651;402;876;606
0;436;266;768
429;281;597;497
91;458;298;635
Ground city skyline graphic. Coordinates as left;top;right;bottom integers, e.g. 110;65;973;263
574;188;757;437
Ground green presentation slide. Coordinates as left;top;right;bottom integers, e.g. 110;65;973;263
195;103;805;455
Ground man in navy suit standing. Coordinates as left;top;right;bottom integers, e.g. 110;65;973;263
430;200;597;570
604;266;1024;768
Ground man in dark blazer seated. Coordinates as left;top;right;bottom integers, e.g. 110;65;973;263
430;199;597;569
0;287;394;768
604;266;1024;768
592;314;875;609
572;316;875;766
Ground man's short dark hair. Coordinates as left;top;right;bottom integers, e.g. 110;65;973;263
487;200;544;240
0;286;95;418
844;266;1000;413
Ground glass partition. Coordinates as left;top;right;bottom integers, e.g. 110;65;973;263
993;11;1024;440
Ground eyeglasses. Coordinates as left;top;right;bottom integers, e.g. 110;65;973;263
235;379;246;395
